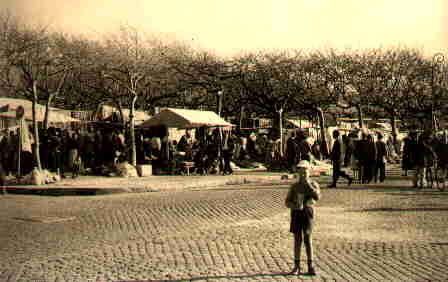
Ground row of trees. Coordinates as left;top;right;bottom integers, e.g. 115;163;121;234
0;12;447;168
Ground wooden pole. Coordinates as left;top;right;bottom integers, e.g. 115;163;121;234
17;119;22;178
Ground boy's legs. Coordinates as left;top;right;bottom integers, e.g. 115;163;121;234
304;233;315;274
291;232;302;273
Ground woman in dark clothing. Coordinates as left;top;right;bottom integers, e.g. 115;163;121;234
401;132;417;176
362;134;377;184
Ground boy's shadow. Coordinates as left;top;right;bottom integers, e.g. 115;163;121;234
152;271;316;281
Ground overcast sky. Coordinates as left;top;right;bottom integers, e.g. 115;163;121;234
2;0;447;57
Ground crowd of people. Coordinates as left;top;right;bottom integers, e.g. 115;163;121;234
326;129;397;187
0;125;289;178
0;122;446;189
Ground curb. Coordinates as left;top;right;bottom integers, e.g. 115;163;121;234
1;174;295;196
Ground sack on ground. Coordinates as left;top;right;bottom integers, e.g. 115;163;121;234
116;162;138;178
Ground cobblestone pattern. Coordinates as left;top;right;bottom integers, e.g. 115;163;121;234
0;183;447;281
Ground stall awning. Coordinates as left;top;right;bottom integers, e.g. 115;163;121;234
97;105;151;124
139;108;234;129
0;98;79;123
287;119;315;128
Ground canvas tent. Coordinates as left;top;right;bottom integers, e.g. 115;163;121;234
0;98;79;123
139;108;233;129
97;105;151;125
287;119;316;129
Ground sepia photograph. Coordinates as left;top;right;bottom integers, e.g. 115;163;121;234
0;0;447;281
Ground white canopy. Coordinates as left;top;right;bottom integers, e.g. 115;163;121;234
98;105;151;125
0;98;79;123
139;108;234;129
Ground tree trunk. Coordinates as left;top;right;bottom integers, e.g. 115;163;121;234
116;101;125;128
390;112;401;155
355;104;364;129
316;107;329;158
278;108;283;157
129;95;138;167
390;112;397;146
32;82;42;171
239;105;244;131
43;94;55;130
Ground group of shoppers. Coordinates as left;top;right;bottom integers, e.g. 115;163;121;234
171;128;281;175
328;129;393;188
401;130;440;188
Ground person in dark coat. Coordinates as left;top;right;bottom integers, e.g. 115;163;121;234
413;131;437;188
0;130;10;176
357;132;370;183
221;130;235;175
362;134;377;184
48;128;64;177
311;140;322;161
374;133;388;183
329;130;353;188
286;131;298;173
296;130;312;162
401;132;417;176
94;130;104;168
149;137;163;175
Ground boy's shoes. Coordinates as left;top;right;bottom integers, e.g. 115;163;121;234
289;260;300;274
289;265;300;275
308;266;316;276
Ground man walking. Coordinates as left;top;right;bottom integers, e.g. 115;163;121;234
329;130;353;188
374;133;388;183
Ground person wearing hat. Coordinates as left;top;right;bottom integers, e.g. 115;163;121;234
285;160;321;276
329;130;353;187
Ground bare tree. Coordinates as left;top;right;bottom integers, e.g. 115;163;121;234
0;18;52;170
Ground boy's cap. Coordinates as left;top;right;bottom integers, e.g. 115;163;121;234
297;160;311;169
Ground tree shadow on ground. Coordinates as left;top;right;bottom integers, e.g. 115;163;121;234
146;271;315;282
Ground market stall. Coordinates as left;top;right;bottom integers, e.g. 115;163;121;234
139;108;233;129
139;108;234;175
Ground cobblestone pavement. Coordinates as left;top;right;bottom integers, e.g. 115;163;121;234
0;179;447;281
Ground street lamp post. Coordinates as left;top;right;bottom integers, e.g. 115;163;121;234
432;53;444;131
278;108;284;157
217;90;223;118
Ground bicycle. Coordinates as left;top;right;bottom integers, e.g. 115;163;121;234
426;158;446;191
434;162;447;191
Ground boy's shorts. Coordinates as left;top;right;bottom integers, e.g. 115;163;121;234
290;207;314;235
